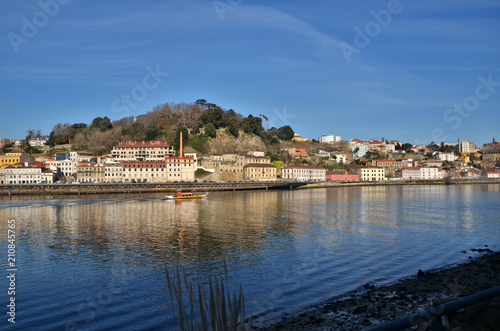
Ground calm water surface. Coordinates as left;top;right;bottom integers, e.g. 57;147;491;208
1;184;499;330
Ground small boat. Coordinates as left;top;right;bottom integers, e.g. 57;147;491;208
161;190;208;200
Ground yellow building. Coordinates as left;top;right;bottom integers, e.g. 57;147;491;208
350;166;386;181
244;164;277;181
0;152;21;166
483;153;500;162
291;134;309;142
0;151;34;166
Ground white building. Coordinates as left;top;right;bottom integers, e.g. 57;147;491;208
166;156;195;182
334;153;347;164
122;161;168;183
41;170;54;184
281;165;326;182
352;142;369;157
436;152;455;162
104;163;123;183
46;159;77;178
424;160;443;168
5;166;42;184
247;151;265;157
29;138;47;147
69;151;93;162
112;141;174;161
396;167;444;180
481;172;500;179
319;135;341;144
458;140;476;153
386;144;395;153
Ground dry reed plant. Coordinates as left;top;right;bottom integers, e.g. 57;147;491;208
166;261;252;331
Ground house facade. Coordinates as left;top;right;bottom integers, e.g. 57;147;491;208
373;159;409;169
165;156;195;182
352;142;369;157
350;166;385;181
244;164;277;181
112;141;174;161
436;152;455;162
29;138;47;147
326;171;359;181
319;135;341;143
122;161;167;183
481;172;500;179
396;167;444;180
5;165;43;184
281;165;326;182
104;163;123;183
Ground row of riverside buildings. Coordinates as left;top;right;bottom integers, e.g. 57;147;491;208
1;137;500;185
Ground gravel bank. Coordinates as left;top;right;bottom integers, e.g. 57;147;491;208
262;249;500;330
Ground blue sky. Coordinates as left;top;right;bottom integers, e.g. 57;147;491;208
1;0;499;146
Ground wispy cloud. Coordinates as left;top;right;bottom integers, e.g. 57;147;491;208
228;5;342;57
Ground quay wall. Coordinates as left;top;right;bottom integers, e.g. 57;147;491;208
0;182;306;196
1;179;499;196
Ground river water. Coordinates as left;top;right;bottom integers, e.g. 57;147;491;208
1;184;499;330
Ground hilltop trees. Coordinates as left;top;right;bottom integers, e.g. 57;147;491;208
90;116;112;132
277;125;294;140
40;99;296;156
205;123;217;138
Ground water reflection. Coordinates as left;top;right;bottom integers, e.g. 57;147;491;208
0;184;499;329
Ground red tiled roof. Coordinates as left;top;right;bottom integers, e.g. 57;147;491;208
122;160;167;165
115;141;171;148
165;156;194;161
284;165;325;169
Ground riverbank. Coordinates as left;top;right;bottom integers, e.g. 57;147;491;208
262;250;500;330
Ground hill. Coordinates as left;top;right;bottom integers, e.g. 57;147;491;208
39;99;296;156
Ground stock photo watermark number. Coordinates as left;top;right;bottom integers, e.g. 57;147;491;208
6;219;17;324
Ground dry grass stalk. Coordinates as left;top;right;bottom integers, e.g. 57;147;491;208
166;265;251;331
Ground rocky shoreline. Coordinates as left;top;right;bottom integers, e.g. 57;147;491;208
262;249;500;330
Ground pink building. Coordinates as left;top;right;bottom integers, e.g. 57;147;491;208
288;147;308;157
326;171;359;182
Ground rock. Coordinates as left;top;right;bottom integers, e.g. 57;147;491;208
461;251;467;253
353;306;366;314
417;269;425;278
478;248;485;252
471;248;478;252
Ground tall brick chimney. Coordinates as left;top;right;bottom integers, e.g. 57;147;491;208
179;132;183;158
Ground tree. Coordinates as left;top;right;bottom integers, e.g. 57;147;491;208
277;125;294;140
1;142;13;153
205;123;216;138
440;142;445;152
402;143;412;151
195;99;207;107
242;115;262;134
228;120;240;138
144;128;161;141
90;116;113;132
24;129;35;145
173;126;189;152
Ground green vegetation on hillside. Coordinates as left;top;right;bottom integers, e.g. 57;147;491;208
40;100;296;156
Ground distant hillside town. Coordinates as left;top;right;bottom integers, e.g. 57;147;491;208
1;100;499;185
1;136;499;185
